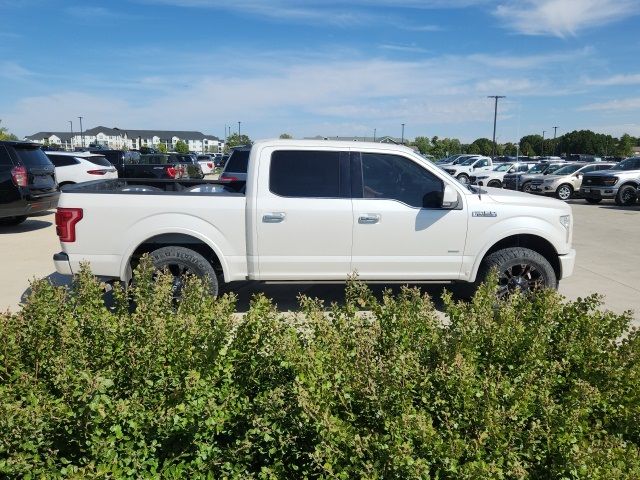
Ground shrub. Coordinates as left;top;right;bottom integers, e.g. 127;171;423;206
1;258;639;478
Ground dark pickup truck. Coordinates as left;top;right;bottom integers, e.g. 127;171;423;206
90;150;196;180
0;141;59;225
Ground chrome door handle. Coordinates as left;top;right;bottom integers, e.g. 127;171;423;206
358;214;380;224
262;212;286;223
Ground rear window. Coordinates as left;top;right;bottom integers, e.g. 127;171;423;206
224;149;250;173
85;155;112;167
13;147;52;167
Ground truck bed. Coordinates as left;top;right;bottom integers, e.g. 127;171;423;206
60;178;245;196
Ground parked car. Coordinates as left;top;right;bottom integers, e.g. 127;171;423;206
580;156;640;205
219;147;251;182
90;149;187;179
0;141;59;226
46;151;118;187
503;162;566;193
435;154;476;166
566;154;603;162
471;161;536;188
168;153;204;179
440;156;493;184
530;162;615;200
53;139;576;299
196;155;216;175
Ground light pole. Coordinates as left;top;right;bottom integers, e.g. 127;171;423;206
238;121;241;137
78;116;84;149
487;95;505;157
553;126;559;156
373;128;376;142
401;123;405;144
68;120;74;151
542;130;546;156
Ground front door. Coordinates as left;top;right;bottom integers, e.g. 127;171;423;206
255;148;353;280
351;151;467;280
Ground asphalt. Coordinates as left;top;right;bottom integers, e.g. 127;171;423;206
1;200;639;326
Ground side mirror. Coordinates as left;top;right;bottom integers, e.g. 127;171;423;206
576;173;583;178
441;184;459;209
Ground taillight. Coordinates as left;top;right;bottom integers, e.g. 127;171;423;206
207;162;213;168
220;174;238;182
55;208;83;243
87;169;108;175
11;166;28;187
166;166;178;178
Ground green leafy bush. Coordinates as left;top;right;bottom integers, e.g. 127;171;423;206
1;258;639;478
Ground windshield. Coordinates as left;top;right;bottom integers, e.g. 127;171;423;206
612;158;640;171
552;164;581;175
460;157;479;166
527;163;546;174
493;163;513;172
545;163;565;174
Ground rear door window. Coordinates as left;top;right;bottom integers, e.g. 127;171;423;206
270;150;342;198
48;155;79;167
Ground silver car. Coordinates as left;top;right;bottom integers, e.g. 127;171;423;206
529;162;615;200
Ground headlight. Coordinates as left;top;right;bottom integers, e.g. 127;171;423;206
602;177;618;186
560;215;571;243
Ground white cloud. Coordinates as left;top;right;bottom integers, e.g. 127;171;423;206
585;73;640;86
494;0;637;37
579;97;640;112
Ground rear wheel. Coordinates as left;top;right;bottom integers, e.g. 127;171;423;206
556;184;573;201
0;215;27;226
521;182;532;193
615;184;637;206
149;246;219;298
585;197;602;204
478;247;557;298
487;179;502;188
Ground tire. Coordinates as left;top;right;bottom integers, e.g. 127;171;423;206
555;184;573;201
0;215;27;226
615;184;637;206
457;173;470;185
585;197;602;204
521;182;532;193
149;246;219;297
476;247;557;298
487;180;502;188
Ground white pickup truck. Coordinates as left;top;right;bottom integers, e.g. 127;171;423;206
440;156;493;185
53;140;575;297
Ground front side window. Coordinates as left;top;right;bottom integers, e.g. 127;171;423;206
475;159;489;168
361;153;443;208
48;155;78;167
270;150;342;198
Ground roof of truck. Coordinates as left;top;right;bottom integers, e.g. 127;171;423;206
253;138;419;153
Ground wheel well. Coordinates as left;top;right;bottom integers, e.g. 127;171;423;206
131;233;224;276
619;181;638;189
483;234;560;280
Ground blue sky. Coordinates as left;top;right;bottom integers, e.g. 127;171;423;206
1;0;639;142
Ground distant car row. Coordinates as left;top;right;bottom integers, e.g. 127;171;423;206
439;155;640;206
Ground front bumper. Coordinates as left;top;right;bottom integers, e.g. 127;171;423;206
559;249;576;280
580;186;618;199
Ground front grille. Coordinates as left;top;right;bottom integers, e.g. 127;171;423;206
583;176;615;187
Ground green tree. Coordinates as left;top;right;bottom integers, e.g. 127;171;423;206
616;133;635;157
502;142;517;156
157;142;168;153
411;136;431;154
520;135;544;156
0;119;19;141
225;133;252;151
469;138;494;156
174;140;189;153
279;133;293;139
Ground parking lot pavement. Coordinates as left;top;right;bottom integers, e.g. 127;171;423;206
1;201;639;326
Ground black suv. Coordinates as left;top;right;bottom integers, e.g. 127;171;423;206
0;141;59;225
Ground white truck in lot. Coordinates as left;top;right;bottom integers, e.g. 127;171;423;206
53;140;575;297
440;156;493;185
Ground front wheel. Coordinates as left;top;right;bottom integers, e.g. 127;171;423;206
487;180;502;188
556;184;573;201
477;247;557;298
0;215;27;226
457;173;470;185
521;182;532;193
149;246;219;297
615;184;637;206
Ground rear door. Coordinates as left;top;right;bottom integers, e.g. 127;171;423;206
255;148;353;280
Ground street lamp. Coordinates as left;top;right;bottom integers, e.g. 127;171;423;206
78;116;84;149
542;130;546;156
238;121;241;137
487;95;505;157
553;126;559;156
68;120;74;151
401;123;405;144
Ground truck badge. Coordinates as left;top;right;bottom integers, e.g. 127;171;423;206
472;211;497;217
